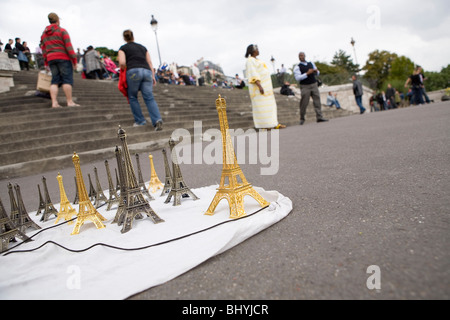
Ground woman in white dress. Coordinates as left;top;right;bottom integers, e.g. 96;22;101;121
245;44;286;130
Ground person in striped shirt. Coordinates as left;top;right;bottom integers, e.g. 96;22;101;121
40;12;79;108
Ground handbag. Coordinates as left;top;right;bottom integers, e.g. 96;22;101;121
17;50;28;62
37;71;52;92
316;77;323;87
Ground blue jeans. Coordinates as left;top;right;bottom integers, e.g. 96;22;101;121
355;96;366;114
412;86;425;105
126;68;162;126
329;100;341;109
49;59;74;85
420;87;430;103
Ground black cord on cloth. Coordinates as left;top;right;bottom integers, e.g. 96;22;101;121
3;205;270;256
2;217;77;254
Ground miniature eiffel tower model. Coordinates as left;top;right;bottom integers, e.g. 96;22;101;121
135;153;154;200
36;184;45;216
14;184;41;232
164;138;199;206
55;173;77;224
112;146;141;225
112;146;126;224
93;167;108;209
8;183;41;233
160;148;172;196
205;95;269;219
73;176;79;204
115;168;121;193
148;154;164;194
88;174;97;201
8;183;20;226
105;160;120;211
117;126;164;233
40;176;58;222
0;196;31;253
71;152;106;235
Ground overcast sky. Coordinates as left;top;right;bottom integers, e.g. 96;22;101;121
1;0;449;76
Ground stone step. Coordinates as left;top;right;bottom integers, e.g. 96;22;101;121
0;69;355;179
0;118;256;166
0;119;257;178
0;104;257;132
0;112;254;145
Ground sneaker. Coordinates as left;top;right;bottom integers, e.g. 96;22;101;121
133;122;146;127
155;120;163;131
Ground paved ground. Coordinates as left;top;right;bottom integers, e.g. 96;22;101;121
1;101;449;300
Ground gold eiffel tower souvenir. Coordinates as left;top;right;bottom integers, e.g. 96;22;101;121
55;173;77;224
205;95;269;219
148;154;164;194
71;152;106;235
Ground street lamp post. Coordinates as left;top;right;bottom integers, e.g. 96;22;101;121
350;37;359;73
150;14;162;67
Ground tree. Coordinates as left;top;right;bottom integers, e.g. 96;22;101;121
362;50;398;89
424;64;450;91
381;55;415;93
95;47;118;61
331;49;359;74
389;55;415;80
314;61;350;85
314;61;344;75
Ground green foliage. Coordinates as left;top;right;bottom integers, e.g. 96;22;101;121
95;47;118;61
314;61;352;86
362;50;398;89
389;56;415;81
283;51;449;92
424;65;450;91
363;50;448;92
380;79;407;94
331;49;359;74
315;61;345;75
380;56;415;94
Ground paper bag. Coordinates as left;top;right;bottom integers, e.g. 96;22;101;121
37;72;52;92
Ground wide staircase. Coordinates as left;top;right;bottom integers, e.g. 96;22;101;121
0;70;354;179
